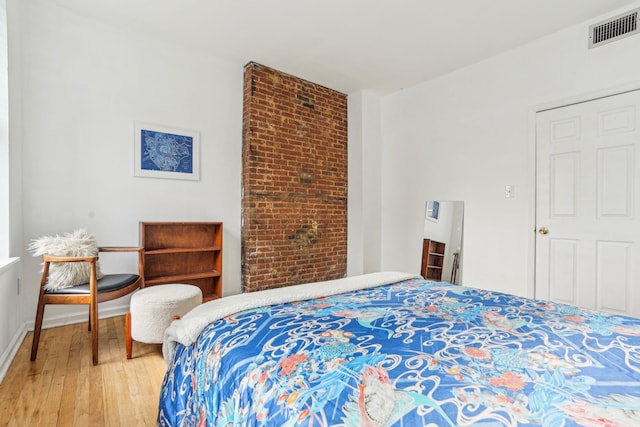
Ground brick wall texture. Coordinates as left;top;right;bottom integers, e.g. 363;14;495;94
242;62;348;292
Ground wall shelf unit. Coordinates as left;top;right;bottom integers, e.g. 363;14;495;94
140;221;222;301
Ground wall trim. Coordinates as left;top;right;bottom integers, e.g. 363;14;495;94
23;303;129;331
0;322;26;384
534;81;640;113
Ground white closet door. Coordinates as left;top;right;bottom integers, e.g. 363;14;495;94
536;90;640;317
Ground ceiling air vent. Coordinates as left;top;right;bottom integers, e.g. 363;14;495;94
589;8;640;48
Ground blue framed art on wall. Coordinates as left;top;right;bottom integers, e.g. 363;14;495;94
426;200;440;222
134;122;200;180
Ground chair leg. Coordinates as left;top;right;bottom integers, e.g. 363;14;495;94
90;302;99;365
125;312;133;360
30;291;47;361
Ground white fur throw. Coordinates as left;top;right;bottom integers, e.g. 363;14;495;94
28;229;104;291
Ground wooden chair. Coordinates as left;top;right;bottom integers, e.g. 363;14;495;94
30;247;144;365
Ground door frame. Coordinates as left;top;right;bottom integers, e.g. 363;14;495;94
527;81;640;300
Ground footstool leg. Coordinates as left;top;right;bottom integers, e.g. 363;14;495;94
125;312;133;360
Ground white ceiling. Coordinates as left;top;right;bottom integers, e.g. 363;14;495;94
55;0;639;94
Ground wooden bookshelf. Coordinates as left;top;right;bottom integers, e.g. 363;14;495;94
421;238;445;281
140;222;222;301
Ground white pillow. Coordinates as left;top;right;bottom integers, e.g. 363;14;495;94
28;229;104;291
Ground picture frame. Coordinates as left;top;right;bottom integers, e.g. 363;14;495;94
426;200;440;222
134;122;200;180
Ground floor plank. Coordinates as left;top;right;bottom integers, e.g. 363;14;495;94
0;316;167;426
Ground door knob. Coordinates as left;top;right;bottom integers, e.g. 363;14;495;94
538;227;549;235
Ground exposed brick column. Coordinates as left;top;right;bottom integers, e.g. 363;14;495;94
242;62;348;292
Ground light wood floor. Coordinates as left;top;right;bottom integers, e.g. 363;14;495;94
0;315;167;426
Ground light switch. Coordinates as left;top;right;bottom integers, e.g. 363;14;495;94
505;185;515;198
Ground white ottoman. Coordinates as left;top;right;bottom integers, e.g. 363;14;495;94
125;284;202;359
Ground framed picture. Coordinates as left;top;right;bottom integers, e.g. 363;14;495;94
134;122;200;180
426;200;440;222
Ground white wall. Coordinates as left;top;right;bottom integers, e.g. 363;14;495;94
7;0;21;260
347;92;364;275
380;2;640;297
0;0;8;259
348;90;383;276
16;0;243;327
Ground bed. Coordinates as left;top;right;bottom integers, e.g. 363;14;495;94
158;272;640;426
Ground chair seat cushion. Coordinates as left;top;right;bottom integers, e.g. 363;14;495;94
46;274;140;295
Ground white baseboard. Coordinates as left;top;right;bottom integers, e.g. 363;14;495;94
22;303;130;331
0;304;129;384
0;323;27;384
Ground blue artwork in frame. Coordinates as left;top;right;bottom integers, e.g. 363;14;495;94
426;200;440;222
140;129;193;173
134;122;200;180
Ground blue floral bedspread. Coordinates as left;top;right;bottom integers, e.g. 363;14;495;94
158;278;640;426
